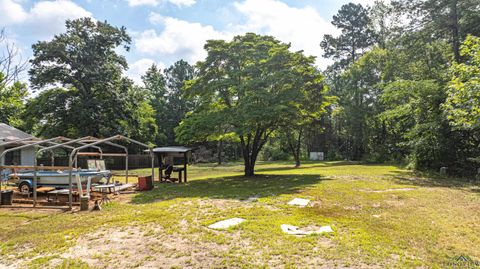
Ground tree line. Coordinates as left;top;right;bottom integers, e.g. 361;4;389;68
1;0;479;176
319;0;480;175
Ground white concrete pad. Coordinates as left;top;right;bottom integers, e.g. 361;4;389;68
281;224;333;235
208;218;245;229
287;198;310;207
318;226;334;233
281;224;303;235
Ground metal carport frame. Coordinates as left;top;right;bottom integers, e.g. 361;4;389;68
0;136;105;209
0;137;75;209
66;135;154;209
0;135;155;210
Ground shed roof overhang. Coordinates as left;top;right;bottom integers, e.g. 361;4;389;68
149;146;192;154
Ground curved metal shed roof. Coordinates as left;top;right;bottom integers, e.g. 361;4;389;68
150;146;192;153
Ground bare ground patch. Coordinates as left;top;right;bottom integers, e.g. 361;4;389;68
49;223;343;269
56;224;231;269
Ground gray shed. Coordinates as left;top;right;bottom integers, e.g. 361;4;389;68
0;123;36;166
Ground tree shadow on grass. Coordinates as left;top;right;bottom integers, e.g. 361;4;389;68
254;161;360;173
390;170;480;192
131;174;329;204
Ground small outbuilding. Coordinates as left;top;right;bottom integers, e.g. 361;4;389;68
0;123;36;166
151;146;192;183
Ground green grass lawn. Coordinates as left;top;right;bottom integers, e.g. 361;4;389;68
1;161;479;268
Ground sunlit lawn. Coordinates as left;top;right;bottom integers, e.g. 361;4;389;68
1;161;479;268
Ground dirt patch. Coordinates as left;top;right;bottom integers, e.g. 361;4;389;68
0;207;68;214
109;193;136;204
57;224;231;269
42;222;343;269
0;262;16;269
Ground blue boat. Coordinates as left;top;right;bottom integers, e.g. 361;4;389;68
9;170;112;193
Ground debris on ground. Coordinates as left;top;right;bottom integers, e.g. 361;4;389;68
208;218;245;229
287;198;310;207
281;224;333;235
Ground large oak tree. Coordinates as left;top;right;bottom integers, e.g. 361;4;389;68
176;33;327;176
26;18;157;143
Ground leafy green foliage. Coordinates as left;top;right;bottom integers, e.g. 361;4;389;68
22;87;77;137
142;64;168;144
392;0;480;61
320;3;376;69
380;80;450;169
0;72;27;126
176;33;327;175
142;60;195;146
444;35;480;130
25;18;157;145
319;0;480;174
163;60;196;144
331;48;389;160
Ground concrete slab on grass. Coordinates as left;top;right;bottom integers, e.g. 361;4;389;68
208;218;245;229
287;198;310;207
281;224;333;235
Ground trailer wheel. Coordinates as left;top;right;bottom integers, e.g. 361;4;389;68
18;182;32;194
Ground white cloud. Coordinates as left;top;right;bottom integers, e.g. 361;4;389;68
137;0;338;68
128;0;159;6
148;12;163;25
135;17;230;63
0;0;92;39
27;0;92;38
232;0;338;69
0;0;28;25
350;0;391;7
168;0;196;7
127;0;196;7
127;58;165;85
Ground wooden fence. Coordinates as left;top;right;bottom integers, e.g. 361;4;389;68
37;154;158;170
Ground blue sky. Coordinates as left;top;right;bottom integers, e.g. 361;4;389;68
0;0;376;84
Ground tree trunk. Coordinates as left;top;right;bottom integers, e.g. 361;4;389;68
286;130;303;167
243;148;258;176
244;160;255;176
294;155;301;168
217;140;223;165
450;0;460;62
240;130;270;176
295;130;302;167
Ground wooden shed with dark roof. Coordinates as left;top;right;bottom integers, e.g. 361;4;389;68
150;146;192;183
